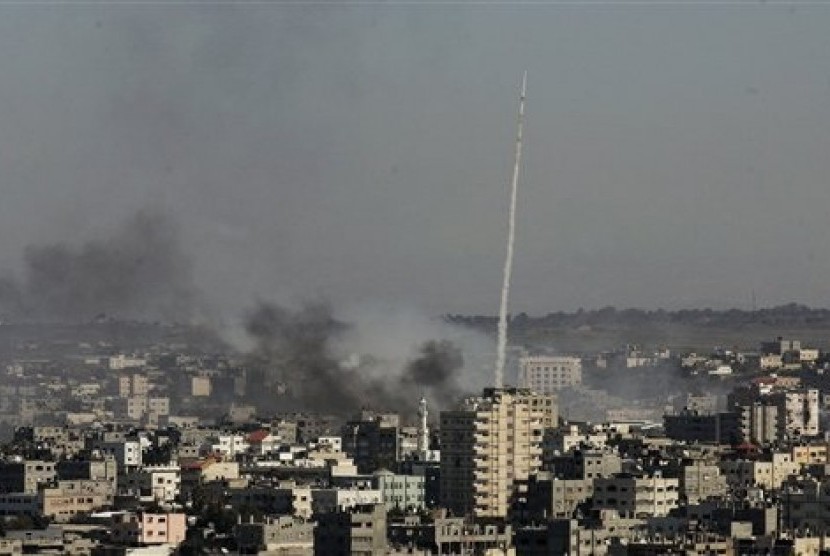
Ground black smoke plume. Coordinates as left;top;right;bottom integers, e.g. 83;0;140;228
0;210;198;323
400;340;464;408
243;301;469;416
244;301;364;413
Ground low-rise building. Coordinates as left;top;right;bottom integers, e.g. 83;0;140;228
371;470;425;512
120;465;180;505
110;511;187;546
314;504;387;556
0;460;57;494
593;474;679;518
39;479;115;522
235;515;314;554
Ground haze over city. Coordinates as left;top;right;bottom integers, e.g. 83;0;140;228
0;5;829;319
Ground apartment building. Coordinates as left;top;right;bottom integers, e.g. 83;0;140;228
440;387;557;518
680;461;728;504
120;465;181;505
118;374;149;398
735;389;820;444
0;460;56;494
371;470;425;512
525;473;594;519
234;515;314;554
544;450;622;480
39;479;115;522
720;452;800;490
519;356;582;392
782;389;820;438
314;504;387;556
592;474;680;518
110;511;187;546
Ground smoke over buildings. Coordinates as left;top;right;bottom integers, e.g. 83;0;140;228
242;300;481;416
0;210;199;323
401;340;464;409
0;204;491;417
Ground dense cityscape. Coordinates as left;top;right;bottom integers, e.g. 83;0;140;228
2;2;830;555
0;315;827;554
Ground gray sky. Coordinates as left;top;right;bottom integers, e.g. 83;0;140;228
1;3;829;317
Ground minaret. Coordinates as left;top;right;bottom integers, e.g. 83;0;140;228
418;396;429;455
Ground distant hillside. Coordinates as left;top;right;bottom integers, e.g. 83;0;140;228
447;303;830;352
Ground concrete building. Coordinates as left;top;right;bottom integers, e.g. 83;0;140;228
311;488;384;515
792;444;828;465
440;387;556;518
0;539;22;555
719;452;800;490
57;458;118;485
760;354;783;370
783;389;820;438
108;355;147;370
314;504;387;556
33;427;71;445
592;474;679;518
433;517;513;555
680;460;728;504
234;515;314;554
39;479;115;522
120;465;180;505
118;374;149;398
800;348;820;362
228;485;307;517
516;510;642;556
544;450;622;480
371;470;425;512
191;376;212;397
519;356;582;392
0;460;56;494
525;474;593;519
342;417;399;474
0;493;38;517
92;440;142;469
735;389;820;445
147;397;170;418
3;527;66;554
663;411;741;444
124;396;147;421
210;434;248;457
110;512;187;547
543;425;608;454
740;402;782;445
779;477;830;532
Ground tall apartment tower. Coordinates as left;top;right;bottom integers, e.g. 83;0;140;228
440;387;557;518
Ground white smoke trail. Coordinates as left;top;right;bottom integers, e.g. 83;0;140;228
494;72;527;389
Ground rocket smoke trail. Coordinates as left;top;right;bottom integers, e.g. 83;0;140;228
494;72;527;389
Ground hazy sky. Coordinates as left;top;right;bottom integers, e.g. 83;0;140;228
1;3;829;317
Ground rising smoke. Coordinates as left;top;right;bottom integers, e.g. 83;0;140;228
0;210;199;323
494;72;527;389
0;203;488;416
242;300;477;416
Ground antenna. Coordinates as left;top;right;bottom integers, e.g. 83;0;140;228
494;71;527;389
